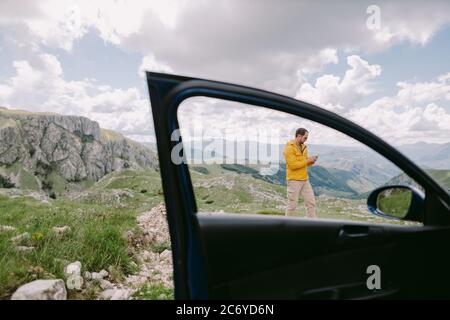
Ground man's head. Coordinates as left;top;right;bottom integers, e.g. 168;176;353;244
295;128;309;145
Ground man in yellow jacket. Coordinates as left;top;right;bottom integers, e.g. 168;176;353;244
283;128;318;218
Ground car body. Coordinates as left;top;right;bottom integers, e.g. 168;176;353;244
146;72;450;299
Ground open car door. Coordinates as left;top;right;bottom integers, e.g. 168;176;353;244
146;72;450;299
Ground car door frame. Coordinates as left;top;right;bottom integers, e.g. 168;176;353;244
146;71;450;299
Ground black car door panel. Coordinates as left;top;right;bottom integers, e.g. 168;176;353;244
197;214;450;299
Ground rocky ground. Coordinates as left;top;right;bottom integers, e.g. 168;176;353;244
124;203;173;295
8;203;173;300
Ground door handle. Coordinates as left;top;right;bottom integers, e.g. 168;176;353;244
339;230;369;239
338;225;372;242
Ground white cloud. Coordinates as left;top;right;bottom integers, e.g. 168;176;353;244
348;74;450;144
2;1;449;95
0;0;187;51
139;54;173;78
0;2;85;50
0;53;66;107
177;96;357;148
370;1;450;46
4;1;450;52
115;0;450;95
396;73;450;103
29;4;86;51
291;56;450;144
296;55;381;111
299;48;339;75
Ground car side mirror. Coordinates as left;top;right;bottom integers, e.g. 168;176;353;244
367;185;425;222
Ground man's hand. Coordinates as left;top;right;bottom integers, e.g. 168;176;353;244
307;156;317;165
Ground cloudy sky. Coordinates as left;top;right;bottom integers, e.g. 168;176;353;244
0;0;449;146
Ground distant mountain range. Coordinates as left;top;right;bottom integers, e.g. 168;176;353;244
147;138;450;193
179;137;450;198
145;139;450;171
148;138;450;169
384;169;450;193
397;142;450;170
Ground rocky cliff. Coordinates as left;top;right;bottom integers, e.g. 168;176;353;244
0;107;158;189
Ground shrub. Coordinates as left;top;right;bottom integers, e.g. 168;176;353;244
41;180;53;191
0;175;15;188
74;130;94;144
191;166;209;175
132;283;174;300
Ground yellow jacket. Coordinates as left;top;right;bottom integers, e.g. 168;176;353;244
283;140;310;180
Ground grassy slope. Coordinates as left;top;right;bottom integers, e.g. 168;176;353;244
189;164;405;224
0;169;164;299
0;163;41;191
427;170;450;190
217;163;380;198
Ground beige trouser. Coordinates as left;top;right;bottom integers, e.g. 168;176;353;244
286;179;317;218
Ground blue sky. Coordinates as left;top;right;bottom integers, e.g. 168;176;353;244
45;30;143;90
0;0;449;145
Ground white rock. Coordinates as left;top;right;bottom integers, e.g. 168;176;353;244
10;232;30;243
84;271;92;281
65;261;82;277
99;269;109;278
135;255;145;264
91;269;108;280
125;275;142;286
141;250;152;261
139;270;150;278
153;274;161;281
99;279;114;290
11;279;67;300
0;225;16;232
91;273;102;280
66;275;84;291
15;246;35;253
158;293;167;300
99;289;131;300
52;226;71;234
159;249;172;261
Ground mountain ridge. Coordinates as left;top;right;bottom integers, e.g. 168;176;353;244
0;108;158;192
